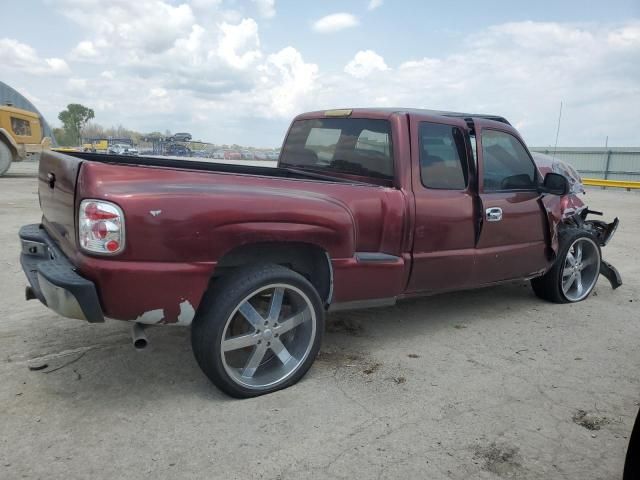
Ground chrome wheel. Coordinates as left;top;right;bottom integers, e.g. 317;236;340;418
220;283;316;390
561;237;600;302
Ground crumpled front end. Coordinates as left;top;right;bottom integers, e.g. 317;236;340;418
533;153;622;290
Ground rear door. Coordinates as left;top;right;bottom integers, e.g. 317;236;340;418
473;119;548;284
406;115;477;293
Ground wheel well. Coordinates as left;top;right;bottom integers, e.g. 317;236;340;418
214;242;333;304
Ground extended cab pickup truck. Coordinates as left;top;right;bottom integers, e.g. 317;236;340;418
19;108;621;397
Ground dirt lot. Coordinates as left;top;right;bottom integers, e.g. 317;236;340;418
1;161;638;479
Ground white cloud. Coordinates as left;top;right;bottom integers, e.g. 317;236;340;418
0;38;70;75
345;50;388;78
11;11;636;147
252;0;275;18
149;87;168;98
61;0;195;55
258;47;319;116
313;13;359;33
608;22;640;48
367;0;383;10
322;21;640;146
66;77;88;92
71;40;98;59
217;18;262;69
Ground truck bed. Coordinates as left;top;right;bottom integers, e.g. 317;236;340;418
59;150;349;183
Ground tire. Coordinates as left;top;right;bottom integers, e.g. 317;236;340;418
531;229;601;303
624;408;640;480
191;264;325;398
0;141;13;177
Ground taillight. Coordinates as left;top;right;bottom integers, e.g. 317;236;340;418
79;200;125;255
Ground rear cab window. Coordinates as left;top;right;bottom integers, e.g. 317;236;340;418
280;118;394;182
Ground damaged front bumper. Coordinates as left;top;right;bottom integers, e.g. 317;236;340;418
19;224;104;323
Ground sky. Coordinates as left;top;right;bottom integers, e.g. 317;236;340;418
1;0;639;147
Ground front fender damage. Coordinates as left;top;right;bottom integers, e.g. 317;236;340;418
539;195;622;290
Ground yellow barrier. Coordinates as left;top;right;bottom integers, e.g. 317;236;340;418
582;178;640;190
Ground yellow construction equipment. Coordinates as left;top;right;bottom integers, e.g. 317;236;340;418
0;105;52;176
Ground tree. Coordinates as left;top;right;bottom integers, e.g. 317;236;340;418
52;127;74;146
58;104;95;146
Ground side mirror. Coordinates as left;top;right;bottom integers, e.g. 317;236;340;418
540;172;569;195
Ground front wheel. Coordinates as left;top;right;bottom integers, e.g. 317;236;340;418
0;141;13;177
531;230;601;303
191;264;324;398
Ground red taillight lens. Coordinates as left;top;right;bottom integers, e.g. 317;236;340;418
105;240;120;252
84;202;119;221
79;200;125;255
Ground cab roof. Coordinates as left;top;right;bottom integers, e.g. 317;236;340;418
299;107;511;126
0;105;40;119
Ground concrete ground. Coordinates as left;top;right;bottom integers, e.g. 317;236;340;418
1;161;638;480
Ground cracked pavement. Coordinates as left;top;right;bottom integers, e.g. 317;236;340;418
1;162;638;479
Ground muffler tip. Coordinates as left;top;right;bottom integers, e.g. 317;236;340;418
131;323;149;351
133;338;148;350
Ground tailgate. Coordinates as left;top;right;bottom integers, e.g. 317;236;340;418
38;150;82;254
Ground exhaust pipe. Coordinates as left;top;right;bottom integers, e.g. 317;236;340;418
131;323;148;350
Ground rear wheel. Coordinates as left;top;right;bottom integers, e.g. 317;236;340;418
531;230;601;303
191;264;324;398
0;141;13;176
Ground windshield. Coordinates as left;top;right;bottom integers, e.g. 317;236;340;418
279;118;394;180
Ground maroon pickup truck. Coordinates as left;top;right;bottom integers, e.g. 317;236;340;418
19;108;621;397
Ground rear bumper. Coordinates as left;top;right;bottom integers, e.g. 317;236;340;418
19;224;104;322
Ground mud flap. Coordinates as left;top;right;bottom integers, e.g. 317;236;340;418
600;260;622;289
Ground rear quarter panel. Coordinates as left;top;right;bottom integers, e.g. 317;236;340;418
74;161;409;322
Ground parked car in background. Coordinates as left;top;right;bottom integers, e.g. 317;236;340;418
165;144;191;157
253;151;267;160
108;144;138;156
168;132;192;142
18;107;621;398
266;151;279;160
211;150;225;159
224;150;242;160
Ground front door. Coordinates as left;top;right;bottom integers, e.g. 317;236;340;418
473;120;548;285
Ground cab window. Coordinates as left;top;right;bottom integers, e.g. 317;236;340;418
482;130;536;191
11;117;32;136
419;122;468;190
280;118;394;180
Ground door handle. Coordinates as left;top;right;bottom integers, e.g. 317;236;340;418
486;207;503;222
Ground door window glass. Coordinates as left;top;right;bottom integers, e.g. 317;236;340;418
419;122;468;189
482;130;536;191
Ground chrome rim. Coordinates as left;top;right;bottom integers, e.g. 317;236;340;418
220;283;316;390
562;237;600;302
